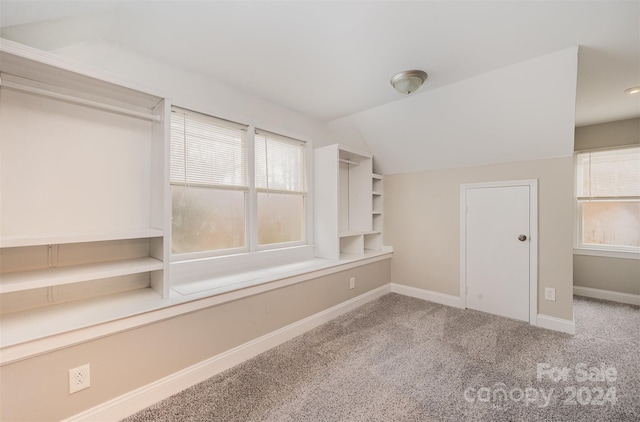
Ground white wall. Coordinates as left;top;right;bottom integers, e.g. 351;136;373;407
51;39;368;152
330;47;578;175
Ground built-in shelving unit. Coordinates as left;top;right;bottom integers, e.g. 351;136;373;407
314;144;391;260
366;173;385;253
0;42;170;332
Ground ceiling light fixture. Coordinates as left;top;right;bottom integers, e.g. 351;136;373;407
390;70;428;94
625;86;640;95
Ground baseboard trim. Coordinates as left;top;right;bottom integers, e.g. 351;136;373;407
390;283;463;308
573;286;640;306
63;284;392;422
536;314;575;335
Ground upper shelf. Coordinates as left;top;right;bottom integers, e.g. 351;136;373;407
0;229;164;248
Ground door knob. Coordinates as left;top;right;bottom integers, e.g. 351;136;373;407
518;235;527;241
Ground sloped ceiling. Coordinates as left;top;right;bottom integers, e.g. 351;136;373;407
331;48;578;174
0;1;638;173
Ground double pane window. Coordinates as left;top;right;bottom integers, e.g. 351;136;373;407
170;107;307;257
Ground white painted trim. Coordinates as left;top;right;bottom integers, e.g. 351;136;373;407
62;284;391;422
573;248;640;260
574;286;640;306
0;38;170;99
536;314;575;335
390;283;463;308
460;180;538;325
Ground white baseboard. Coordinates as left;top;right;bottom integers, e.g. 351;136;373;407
63;284;392;422
390;283;463;308
573;286;640;306
536;314;576;335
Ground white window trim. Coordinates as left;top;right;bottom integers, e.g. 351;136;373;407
573;247;639;260
573;148;640;259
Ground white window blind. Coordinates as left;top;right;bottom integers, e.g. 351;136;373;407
171;108;248;189
576;147;640;200
255;130;306;193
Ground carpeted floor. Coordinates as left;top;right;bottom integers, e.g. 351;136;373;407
124;294;640;421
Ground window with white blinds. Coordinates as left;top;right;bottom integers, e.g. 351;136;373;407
170;108;310;255
170;108;249;255
254;129;307;246
576;147;640;200
575;146;640;251
255;130;306;193
170;108;248;189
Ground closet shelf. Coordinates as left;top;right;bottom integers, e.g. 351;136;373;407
339;230;380;238
0;257;164;294
0;229;164;248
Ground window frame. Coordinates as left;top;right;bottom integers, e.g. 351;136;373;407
170;107;251;259
574;146;640;260
169;106;313;265
253;128;308;251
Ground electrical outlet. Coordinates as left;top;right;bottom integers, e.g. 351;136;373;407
349;277;355;290
544;288;556;302
69;364;90;394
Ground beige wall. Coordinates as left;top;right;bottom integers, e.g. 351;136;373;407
574;117;639;151
0;259;390;421
384;156;574;320
573;117;640;294
574;255;640;295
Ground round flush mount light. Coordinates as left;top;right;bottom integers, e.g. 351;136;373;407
390;70;428;94
625;86;640;95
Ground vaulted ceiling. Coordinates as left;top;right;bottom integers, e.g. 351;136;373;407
0;1;638;173
1;1;638;125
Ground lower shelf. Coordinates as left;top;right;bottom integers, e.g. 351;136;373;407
0;257;164;294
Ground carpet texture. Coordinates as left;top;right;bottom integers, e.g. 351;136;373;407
124;294;640;421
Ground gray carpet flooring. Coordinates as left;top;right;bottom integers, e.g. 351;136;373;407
124;294;640;421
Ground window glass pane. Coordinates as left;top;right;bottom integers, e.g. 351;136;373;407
172;186;245;254
576;147;640;198
582;201;640;248
170;109;247;187
255;131;306;192
257;193;304;245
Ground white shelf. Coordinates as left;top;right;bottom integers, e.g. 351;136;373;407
372;191;382;196
372;173;383;179
0;229;164;248
0;257;163;293
339;231;367;238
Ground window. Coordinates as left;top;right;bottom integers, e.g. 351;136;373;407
170;107;308;258
255;130;307;246
170;108;248;255
576;147;640;253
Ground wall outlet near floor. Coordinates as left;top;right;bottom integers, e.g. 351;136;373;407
544;288;556;302
349;277;355;290
69;364;91;394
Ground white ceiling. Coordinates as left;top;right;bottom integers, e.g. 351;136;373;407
1;0;638;126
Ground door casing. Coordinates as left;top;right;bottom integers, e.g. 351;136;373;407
460;179;538;325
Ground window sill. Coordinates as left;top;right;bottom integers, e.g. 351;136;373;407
0;251;393;365
573;248;639;260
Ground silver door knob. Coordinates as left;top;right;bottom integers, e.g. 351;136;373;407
518;235;527;241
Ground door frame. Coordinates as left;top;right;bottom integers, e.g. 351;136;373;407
460;179;538;325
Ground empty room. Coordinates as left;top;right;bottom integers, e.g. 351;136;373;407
0;1;638;421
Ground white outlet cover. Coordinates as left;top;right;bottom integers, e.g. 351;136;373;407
69;363;91;394
544;288;556;302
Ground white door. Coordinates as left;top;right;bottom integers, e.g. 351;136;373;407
465;185;531;322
